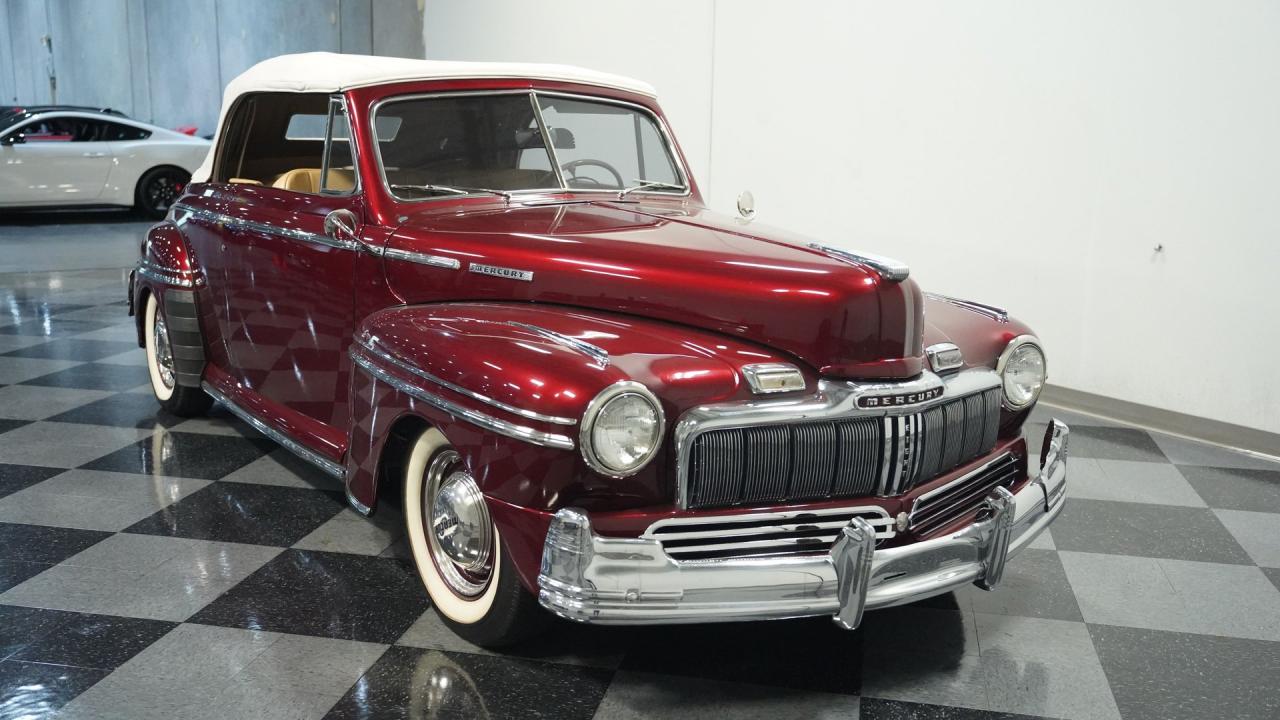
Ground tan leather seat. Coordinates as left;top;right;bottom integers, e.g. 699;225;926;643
270;168;356;194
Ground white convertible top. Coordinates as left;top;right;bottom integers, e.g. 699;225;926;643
192;52;657;182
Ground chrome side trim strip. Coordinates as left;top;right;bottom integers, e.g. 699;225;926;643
808;243;910;282
507;322;610;367
173;202;358;251
201;382;346;479
357;337;577;426
135;260;197;288
381;247;461;269
350;350;576;450
925;293;1009;323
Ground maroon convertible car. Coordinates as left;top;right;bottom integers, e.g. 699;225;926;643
130;53;1067;647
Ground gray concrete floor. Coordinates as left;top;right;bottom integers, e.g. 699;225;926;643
0;211;151;274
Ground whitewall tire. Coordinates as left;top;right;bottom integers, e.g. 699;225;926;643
143;292;210;416
402;428;548;647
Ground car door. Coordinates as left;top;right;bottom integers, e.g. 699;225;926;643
0;115;114;205
215;96;367;452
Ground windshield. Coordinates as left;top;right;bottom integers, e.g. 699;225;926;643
373;92;685;201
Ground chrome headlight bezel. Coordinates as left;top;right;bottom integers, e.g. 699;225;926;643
579;381;665;478
996;335;1046;410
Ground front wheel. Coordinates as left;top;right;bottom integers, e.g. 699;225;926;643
403;428;548;648
144;292;210;416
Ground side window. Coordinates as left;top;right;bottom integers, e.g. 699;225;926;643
12;117;77;142
213;91;335;192
319;99;357;195
101;121;151;141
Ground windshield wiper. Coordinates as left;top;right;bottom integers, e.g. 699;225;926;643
390;184;512;200
617;179;685;199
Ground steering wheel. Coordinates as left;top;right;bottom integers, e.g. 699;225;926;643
560;158;624;189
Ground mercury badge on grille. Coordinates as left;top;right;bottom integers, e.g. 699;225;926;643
856;386;944;409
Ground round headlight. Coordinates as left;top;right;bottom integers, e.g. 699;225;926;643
997;336;1046;409
581;381;664;477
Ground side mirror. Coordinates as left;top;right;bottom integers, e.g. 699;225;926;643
324;208;360;245
736;190;756;221
0;134;23;146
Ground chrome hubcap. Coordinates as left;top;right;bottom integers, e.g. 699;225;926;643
153;310;175;389
424;450;493;597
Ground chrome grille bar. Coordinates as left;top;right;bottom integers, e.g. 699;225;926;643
646;506;895;561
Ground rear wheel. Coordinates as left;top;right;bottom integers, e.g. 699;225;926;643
403;428;548;648
144;293;210;416
135;166;189;219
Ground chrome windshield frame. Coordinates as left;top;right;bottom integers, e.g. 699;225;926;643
368;89;691;204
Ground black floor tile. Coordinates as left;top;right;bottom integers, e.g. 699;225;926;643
860;698;1052;719
0;605;78;660
1;338;137;361
0;419;30;437
0;523;111;564
965;548;1083;622
0;559;54;593
0;658;107;717
124;482;345;546
21;362;149;391
0;463;63;499
1264;567;1280;594
1050;498;1254;564
1067;425;1168;462
620;616;862;694
82;430;275;480
0;318;112;337
1176;464;1280;513
1089;624;1280;720
324;646;613;720
45;392;183;429
7;612;176;671
189;549;429;644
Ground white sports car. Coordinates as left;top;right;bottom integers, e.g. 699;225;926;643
0;108;210;217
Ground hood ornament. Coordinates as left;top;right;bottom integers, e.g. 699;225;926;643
807;243;909;282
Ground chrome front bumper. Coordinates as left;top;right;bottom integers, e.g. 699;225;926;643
537;420;1068;629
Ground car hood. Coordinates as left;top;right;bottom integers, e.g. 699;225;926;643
384;200;924;379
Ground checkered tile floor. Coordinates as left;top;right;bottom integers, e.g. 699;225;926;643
1;265;1279;720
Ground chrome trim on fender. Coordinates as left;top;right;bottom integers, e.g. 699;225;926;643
508;322;609;367
925;293;1009;323
201;382;346;480
350;349;576;450
356;337;577;426
382;247;462;270
135;259;198;288
672;369;1001;508
171;202;359;251
807;243;909;282
536;420;1069;626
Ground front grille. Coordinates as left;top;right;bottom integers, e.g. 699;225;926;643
685;387;1002;509
908;453;1020;536
645;506;895;561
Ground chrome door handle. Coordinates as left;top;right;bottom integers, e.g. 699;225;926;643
81;151;108;158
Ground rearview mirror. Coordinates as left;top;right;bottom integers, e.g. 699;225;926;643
513;127;576;150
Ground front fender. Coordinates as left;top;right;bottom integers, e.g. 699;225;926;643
345;301;808;515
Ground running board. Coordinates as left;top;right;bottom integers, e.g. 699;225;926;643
201;381;346;480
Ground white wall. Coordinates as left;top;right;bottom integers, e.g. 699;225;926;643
424;0;1280;435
